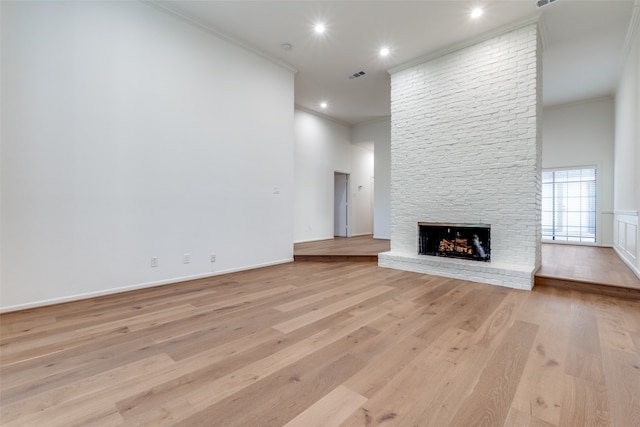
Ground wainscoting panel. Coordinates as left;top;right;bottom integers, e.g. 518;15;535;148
614;211;639;278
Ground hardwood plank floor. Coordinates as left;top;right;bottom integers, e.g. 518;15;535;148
1;262;639;426
294;236;390;261
296;237;640;296
538;244;640;291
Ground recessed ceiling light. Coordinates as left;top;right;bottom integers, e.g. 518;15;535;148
471;8;483;18
314;23;325;34
379;47;390;57
320;102;328;109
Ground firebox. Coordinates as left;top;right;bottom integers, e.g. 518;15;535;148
418;223;491;261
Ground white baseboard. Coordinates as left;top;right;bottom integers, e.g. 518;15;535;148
294;236;334;244
613;246;640;280
0;258;293;314
350;233;373;237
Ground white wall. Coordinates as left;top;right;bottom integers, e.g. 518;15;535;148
382;24;541;290
349;144;374;237
293;109;374;242
333;173;349;237
293;110;350;242
613;18;640;278
352;119;391;239
0;1;295;311
542;97;615;246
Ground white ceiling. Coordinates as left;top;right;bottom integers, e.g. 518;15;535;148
161;0;636;125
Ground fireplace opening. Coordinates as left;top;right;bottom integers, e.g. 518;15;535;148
418;223;490;261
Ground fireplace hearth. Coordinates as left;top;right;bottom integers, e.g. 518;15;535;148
419;223;490;261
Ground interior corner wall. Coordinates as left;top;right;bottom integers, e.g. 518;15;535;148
0;1;295;311
382;23;541;290
542;97;615;246
293;110;351;242
352;119;391;239
349;144;374;237
613;18;640;278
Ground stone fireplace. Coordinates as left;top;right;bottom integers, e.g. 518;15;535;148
378;22;542;290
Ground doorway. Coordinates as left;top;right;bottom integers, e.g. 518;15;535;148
334;172;349;237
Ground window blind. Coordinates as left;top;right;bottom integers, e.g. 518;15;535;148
541;168;596;243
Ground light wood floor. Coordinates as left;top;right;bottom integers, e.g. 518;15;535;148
2;262;640;426
295;237;640;292
539;244;640;291
294;236;390;257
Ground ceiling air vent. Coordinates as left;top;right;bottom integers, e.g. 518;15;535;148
537;0;559;7
349;71;366;79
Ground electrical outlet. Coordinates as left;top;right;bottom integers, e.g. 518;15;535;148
183;253;191;264
151;257;158;267
210;253;216;263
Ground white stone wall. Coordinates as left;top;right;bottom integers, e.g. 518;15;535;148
382;23;542;290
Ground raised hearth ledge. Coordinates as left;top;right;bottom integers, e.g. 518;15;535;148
378;251;536;291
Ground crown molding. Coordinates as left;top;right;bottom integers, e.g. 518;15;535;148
354;116;391;127
388;15;541;75
543;95;614;111
622;0;640;61
294;105;353;128
143;1;298;74
295;105;389;128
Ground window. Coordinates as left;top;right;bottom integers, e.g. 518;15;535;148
541;168;596;243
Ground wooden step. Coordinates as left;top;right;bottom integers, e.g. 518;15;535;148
535;274;640;300
294;254;378;262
